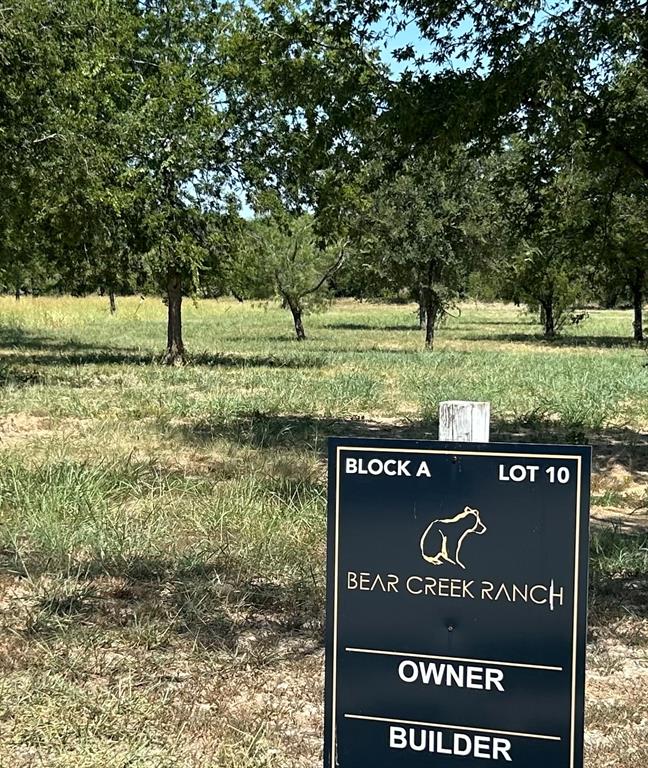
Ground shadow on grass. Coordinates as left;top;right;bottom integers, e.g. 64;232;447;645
191;351;325;369
0;325;80;351
468;332;640;349
322;322;419;332
2;548;324;653
0;325;156;372
451;320;534;328
173;410;648;476
0;325;325;377
0;353;156;388
177;412;435;452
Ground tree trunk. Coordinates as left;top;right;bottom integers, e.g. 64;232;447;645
541;299;555;338
632;269;644;342
109;290;116;315
418;302;427;330
289;301;306;341
418;288;427;330
165;273;185;364
424;307;435;349
14;284;20;301
423;289;440;350
421;258;442;349
422;254;445;349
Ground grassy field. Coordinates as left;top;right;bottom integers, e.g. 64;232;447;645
0;295;647;767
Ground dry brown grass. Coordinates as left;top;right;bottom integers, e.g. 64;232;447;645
1;569;645;767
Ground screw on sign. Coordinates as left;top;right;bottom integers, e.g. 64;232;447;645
324;429;590;768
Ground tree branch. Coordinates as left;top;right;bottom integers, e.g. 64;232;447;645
32;133;61;144
302;242;348;296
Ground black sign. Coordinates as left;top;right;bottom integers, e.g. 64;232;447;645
324;438;590;768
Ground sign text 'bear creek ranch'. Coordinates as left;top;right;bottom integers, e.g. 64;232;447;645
324;438;591;768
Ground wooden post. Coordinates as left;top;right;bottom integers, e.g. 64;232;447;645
439;401;490;442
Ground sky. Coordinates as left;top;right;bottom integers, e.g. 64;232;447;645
375;13;435;75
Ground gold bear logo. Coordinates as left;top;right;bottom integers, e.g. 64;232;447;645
419;506;487;570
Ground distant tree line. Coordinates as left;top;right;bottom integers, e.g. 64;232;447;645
2;0;648;356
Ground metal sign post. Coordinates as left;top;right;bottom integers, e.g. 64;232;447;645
324;403;590;768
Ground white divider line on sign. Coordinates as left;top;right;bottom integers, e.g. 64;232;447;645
343;714;562;742
345;646;563;672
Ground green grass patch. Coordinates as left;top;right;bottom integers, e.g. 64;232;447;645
590;528;648;579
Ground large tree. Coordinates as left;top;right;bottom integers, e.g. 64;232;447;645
1;2;153;315
123;0;249;364
0;1;109;298
232;5;387;251
248;213;347;339
491;139;594;337
588;166;648;340
365;149;485;348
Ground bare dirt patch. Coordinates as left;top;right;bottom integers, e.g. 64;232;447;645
0;414;54;447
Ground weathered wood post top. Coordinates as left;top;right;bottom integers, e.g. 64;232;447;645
439;400;490;442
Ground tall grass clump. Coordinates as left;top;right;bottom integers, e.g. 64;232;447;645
0;459;192;572
590;528;648;580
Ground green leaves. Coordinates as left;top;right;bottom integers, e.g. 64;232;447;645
492;138;593;335
249;213;346;306
362;149;484;302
